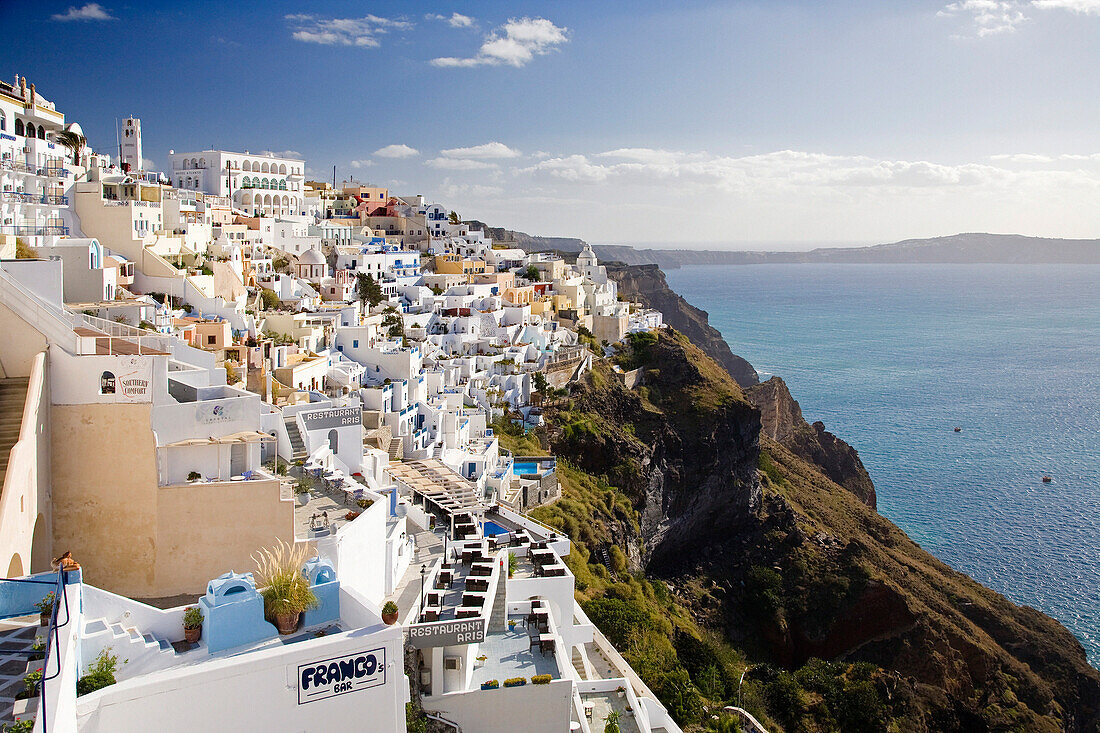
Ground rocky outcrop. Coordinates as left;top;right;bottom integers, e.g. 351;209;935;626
606;263;759;387
747;376;876;509
538;331;1100;731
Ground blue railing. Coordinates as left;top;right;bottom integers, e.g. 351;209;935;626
0;225;69;237
0;567;72;733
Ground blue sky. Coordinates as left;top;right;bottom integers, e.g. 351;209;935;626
4;1;1100;247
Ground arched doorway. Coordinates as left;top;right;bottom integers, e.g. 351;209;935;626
327;429;338;454
6;553;24;578
31;514;50;573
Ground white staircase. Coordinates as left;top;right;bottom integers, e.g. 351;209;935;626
81;617;179;678
387;436;404;461
0;378;29;484
284;415;307;461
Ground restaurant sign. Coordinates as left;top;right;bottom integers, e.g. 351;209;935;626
407;618;485;649
296;647;386;704
300;406;362;432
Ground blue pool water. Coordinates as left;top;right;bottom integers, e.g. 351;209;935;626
513;462;539;475
664;263;1100;666
483;521;509;537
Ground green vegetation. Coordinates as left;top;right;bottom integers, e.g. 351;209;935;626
405;698;428;733
448;210;460;225
76;648;119;696
252;540;319;619
272;255;289;273
183;606;203;630
523;265;541;282
356;272;384;308
259;288;280;311
54;129;86;166
382;307;404;339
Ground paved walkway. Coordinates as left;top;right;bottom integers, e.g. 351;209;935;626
383;520;444;622
0;616;41;728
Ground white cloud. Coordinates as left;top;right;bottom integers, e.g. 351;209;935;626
51;3;114;21
937;0;1029;36
439;181;505;199
373;144;420;158
259;149;302;159
285;13;411;47
425;158;500;171
439;142;521;159
1031;0;1100;13
141;158;156;170
348;160;374;169
431;17;568;68
426;12;476;28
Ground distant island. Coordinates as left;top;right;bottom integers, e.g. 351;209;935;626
470;226;1100;268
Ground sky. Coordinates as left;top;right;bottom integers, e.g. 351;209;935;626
4;0;1100;248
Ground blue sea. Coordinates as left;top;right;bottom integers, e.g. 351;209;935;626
664;264;1100;667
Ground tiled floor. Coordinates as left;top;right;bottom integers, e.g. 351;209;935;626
581;691;641;733
0;616;42;727
469;619;557;687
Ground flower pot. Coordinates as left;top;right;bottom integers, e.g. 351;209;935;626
39;613;49;627
184;626;201;644
297;492;309;506
382;611;398;625
274;611;300;635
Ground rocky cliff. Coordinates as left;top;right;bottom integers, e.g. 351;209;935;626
606;263;759;388
747;376;876;509
524;330;1100;732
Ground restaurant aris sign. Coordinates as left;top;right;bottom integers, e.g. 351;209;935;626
295;647;386;704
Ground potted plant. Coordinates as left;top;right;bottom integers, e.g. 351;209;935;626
503;677;526;687
508;619;517;631
507;552;517;579
357;497;373;509
531;674;551;685
34;593;55;627
295;483;310;506
616;685;626;698
480;679;498;691
604;710;621;733
187;470;202;482
19;668;42;699
253;540;319;636
381;601;399;625
475;654;488;666
183;606;203;644
4;717;34;732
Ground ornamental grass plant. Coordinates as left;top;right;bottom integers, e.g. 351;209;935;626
252;539;318;619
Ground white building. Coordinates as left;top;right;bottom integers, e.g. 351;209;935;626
120;116;142;172
167;149;305;218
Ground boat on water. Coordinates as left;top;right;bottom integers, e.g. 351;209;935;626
1042;476;1053;483
953;427;962;432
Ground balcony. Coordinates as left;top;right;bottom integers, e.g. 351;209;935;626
0;225;69;237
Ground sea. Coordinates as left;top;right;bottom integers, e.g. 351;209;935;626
663;263;1100;667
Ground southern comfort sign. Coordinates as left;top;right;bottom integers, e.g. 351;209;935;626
295;647;386;704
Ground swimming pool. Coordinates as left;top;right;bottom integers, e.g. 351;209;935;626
483;520;509;537
513;462;539;475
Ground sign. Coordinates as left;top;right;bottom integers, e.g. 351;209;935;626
108;357;152;402
196;400;241;425
407;619;485;649
300;406;362;432
296;647;386;704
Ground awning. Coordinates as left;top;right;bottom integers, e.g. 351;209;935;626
161;430;275;448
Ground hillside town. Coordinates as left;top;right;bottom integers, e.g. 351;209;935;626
0;77;698;733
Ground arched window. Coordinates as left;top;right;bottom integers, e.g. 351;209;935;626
262;162;270;173
327;429;338;453
100;371;116;395
279;180;287;190
37;127;45;139
278;163;286;174
263;177;271;189
264;194;272;206
0;111;5;131
25;122;35;138
15;119;23;136
199;158;206;168
240;176;249;188
243;160;251;172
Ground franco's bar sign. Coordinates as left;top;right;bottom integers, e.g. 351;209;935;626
301;406;362;431
297;647;385;704
407;619;485;649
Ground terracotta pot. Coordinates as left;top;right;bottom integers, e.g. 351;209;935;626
382;611;398;625
184;626;201;644
274;611;300;635
39;612;49;627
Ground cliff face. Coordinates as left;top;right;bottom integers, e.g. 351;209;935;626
747;376;876;509
606;263;759;388
535;331;1100;732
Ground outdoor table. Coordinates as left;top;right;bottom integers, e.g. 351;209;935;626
530;550;555;566
437;569;454;588
543;564;566;577
456;607;479;619
462;591;487;606
465;577;489;592
470;562;494;577
420;608;440;622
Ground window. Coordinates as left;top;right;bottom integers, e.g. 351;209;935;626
353;340;359;348
100;371;116;395
207;335;216;345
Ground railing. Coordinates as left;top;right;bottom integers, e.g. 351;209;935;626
0;568;71;733
0;225;69;237
0;192;67;205
0;266;80;351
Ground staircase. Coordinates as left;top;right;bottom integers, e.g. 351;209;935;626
572;648;589;680
489;567;508;632
284;415;307;461
387;436;404;461
0;378;30;485
81;617;177;678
